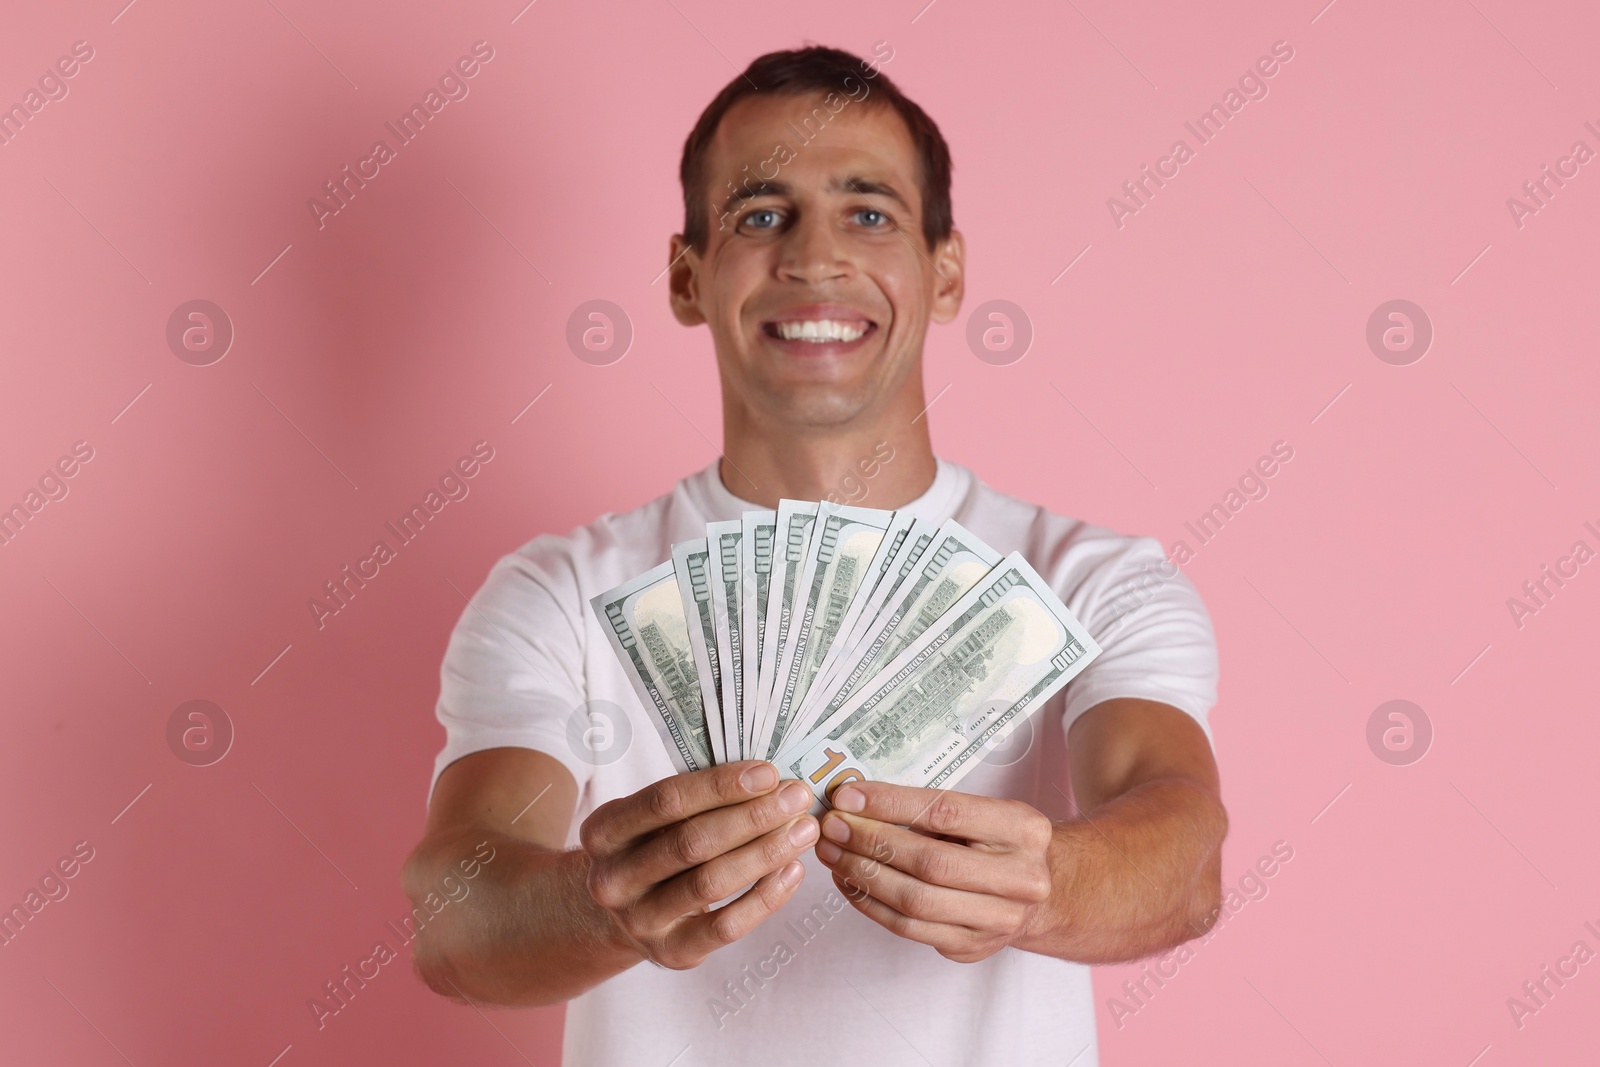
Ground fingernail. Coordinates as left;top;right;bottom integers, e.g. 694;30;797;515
741;763;777;793
816;839;842;864
778;781;810;813
821;814;850;843
788;817;818;847
833;785;865;813
779;860;805;887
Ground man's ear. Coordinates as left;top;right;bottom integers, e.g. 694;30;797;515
667;234;706;326
927;229;965;326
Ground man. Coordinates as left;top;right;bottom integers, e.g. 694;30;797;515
404;45;1227;1066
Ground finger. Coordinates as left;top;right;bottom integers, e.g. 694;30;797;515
819;811;1048;900
830;783;1043;847
669;859;809;963
828;870;976;952
628;779;816;887
583;761;781;856
819;838;1003;928
640;812;819;924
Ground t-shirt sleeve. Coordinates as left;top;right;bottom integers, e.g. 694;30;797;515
1058;534;1220;746
427;538;594;809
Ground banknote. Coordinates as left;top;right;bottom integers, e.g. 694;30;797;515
804;515;938;717
751;500;818;758
672;538;728;764
800;519;1003;731
706;519;745;760
590;560;714;774
760;503;896;759
776;551;1102;806
738;508;776;760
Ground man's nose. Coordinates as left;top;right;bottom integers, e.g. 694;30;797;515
776;214;850;285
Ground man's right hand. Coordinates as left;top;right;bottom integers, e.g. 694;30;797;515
579;760;819;971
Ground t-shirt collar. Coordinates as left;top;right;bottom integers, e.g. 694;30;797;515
686;454;967;524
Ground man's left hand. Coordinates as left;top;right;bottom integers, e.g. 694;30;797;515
813;782;1056;963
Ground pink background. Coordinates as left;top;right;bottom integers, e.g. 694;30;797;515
2;0;1596;1063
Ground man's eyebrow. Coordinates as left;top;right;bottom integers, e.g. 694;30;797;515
719;180;791;216
716;175;915;216
833;175;912;212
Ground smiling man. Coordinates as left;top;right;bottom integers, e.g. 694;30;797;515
404;45;1227;1067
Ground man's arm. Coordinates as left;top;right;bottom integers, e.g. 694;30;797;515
402;747;627;1006
812;697;1227;965
403;747;820;1006
1023;696;1227;962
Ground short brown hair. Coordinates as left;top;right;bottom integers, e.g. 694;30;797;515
678;45;954;253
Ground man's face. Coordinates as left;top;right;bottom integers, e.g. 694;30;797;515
670;92;964;429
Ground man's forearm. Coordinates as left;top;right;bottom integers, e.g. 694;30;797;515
1014;777;1227;965
404;830;641;1006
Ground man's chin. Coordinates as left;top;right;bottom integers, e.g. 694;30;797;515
750;384;875;429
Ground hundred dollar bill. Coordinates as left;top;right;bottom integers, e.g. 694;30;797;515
803;519;1002;730
805;515;937;715
672;538;728;764
777;551;1101;807
751;500;819;758
590;560;714;774
738;509;776;760
706;519;745;760
760;502;896;758
780;509;922;746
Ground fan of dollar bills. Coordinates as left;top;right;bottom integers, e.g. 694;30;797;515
590;502;1104;809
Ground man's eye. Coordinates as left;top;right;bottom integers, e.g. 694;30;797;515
855;209;890;227
742;209;783;230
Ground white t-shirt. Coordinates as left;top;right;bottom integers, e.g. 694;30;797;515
429;456;1219;1067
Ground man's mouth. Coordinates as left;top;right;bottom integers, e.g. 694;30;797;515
764;319;872;343
759;307;878;353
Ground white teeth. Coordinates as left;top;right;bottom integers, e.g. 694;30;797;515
773;319;867;343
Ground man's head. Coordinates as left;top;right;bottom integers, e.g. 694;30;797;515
669;45;964;433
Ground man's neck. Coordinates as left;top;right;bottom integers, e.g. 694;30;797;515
717;394;938;511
